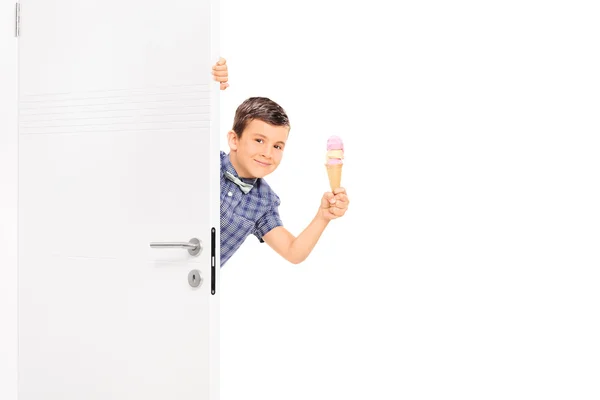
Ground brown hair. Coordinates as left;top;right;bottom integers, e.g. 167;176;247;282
232;97;290;138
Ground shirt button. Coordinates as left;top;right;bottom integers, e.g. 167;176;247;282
227;191;233;197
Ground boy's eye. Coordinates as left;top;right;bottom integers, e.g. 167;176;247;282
255;139;264;144
274;145;282;150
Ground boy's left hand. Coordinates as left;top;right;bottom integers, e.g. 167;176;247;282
212;57;229;90
319;188;350;221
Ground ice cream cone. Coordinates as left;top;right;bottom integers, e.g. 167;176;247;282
325;135;344;191
326;163;343;191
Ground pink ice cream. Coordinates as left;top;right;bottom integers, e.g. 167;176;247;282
326;135;344;165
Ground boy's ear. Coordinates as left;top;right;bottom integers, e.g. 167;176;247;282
227;130;239;151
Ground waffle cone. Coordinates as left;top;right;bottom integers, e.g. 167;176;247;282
326;163;343;191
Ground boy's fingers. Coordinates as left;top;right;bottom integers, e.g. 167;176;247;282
322;192;335;206
335;201;348;210
212;64;227;71
333;196;348;210
217;57;226;65
334;193;348;203
330;207;345;217
333;187;346;195
212;69;228;76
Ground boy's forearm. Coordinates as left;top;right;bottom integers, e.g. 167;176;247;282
287;213;330;264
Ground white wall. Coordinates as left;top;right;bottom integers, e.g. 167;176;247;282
0;2;18;400
2;1;600;399
218;1;600;399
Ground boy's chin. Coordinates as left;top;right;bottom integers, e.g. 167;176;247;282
251;171;269;179
246;163;276;179
250;168;274;179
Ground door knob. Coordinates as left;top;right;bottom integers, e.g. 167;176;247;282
149;238;202;256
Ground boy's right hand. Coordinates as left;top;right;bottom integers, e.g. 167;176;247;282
212;57;229;90
318;188;350;221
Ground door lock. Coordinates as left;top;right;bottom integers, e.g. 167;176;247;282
188;270;202;288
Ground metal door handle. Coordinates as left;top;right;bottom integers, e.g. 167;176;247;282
149;238;202;256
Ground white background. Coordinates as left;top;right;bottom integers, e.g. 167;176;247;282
3;1;600;399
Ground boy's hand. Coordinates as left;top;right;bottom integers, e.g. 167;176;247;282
319;187;350;221
212;57;229;90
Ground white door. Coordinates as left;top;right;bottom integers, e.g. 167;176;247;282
17;0;221;399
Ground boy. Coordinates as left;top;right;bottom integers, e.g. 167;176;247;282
211;59;350;267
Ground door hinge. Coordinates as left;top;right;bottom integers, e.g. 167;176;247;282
15;3;21;38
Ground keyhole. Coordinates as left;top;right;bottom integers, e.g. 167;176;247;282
188;269;201;288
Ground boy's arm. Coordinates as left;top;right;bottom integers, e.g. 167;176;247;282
263;188;349;264
262;218;329;265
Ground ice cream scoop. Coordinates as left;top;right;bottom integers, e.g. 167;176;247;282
325;135;343;190
326;135;344;165
327;135;344;151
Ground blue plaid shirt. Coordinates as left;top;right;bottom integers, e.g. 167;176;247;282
220;151;283;266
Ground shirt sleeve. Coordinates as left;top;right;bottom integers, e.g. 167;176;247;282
253;198;283;243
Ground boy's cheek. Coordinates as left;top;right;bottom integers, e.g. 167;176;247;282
273;153;283;163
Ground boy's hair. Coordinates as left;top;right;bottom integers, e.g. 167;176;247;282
232;97;290;138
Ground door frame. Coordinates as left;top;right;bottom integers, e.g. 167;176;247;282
0;3;19;400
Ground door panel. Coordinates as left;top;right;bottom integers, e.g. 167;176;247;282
18;0;220;399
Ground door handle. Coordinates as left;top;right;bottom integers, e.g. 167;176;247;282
149;238;202;256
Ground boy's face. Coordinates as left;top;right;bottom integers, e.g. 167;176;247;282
228;119;289;179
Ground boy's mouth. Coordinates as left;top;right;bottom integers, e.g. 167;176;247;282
254;159;271;167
